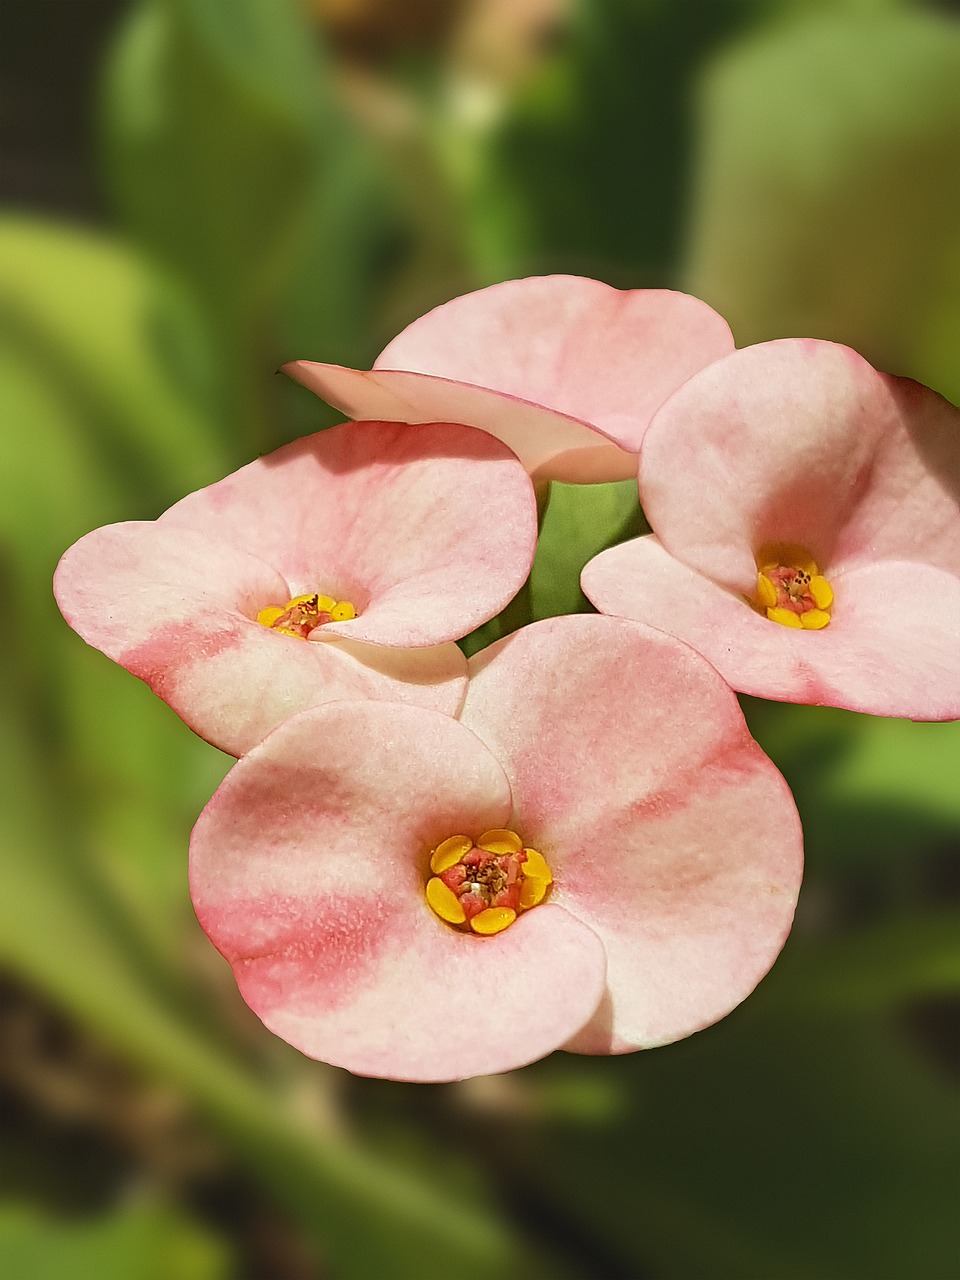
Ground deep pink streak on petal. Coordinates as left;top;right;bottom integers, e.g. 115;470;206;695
190;701;608;1079
198;892;398;1017
120;615;245;695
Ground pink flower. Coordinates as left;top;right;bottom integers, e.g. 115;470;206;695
582;340;960;720
189;616;802;1082
282;275;734;486
54;420;537;756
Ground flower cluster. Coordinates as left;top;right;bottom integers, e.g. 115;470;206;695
55;276;959;1081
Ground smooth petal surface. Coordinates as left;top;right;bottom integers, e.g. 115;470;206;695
583;536;960;720
190;704;607;1081
639;339;933;592
54;522;468;756
461;615;802;1051
161;420;537;646
283;276;734;483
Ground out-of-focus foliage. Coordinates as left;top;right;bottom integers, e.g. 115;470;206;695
2;0;957;1276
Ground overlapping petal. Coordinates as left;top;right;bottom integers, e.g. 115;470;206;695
283;276;734;484
583;537;960;720
190;616;800;1078
190;703;608;1081
159;420;537;647
54;522;468;756
461;616;802;1051
638;340;960;592
589;340;960;717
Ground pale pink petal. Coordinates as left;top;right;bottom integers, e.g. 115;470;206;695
190;704;607;1081
832;374;960;577
279;365;636;485
284;276;733;482
54;522;467;756
583;536;960;720
460;615;801;1051
161;420;537;646
639;339;902;593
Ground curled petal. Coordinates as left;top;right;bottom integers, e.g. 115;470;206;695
461;615;802;1050
284;276;733;483
190;704;607;1080
54;522;467;755
161;420;537;647
583;536;960;721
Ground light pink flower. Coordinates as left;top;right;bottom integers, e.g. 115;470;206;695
189;616;802;1082
282;275;734;485
54;420;537;756
583;340;960;719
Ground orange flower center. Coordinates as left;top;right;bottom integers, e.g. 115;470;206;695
755;544;833;631
257;592;357;639
424;829;553;936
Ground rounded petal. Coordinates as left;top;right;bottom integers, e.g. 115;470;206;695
583;536;960;720
284;276;733;482
161;420;537;647
54;522;468;755
460;615;801;1051
639;339;903;592
190;703;608;1080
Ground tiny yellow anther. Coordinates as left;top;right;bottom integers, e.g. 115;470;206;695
430;835;473;874
256;606;285;627
521;848;553;884
800;609;831;630
330;600;356;622
470;907;517;935
809;576;833;610
767;607;803;628
476;829;523;855
757;573;778;609
426;876;466;925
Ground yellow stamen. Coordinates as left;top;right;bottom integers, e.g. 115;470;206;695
426;876;466;925
519;877;549;909
810;576;833;610
430;835;473;874
800;609;831;630
756;573;778;609
470;907;517;935
256;605;285;627
521;847;553;884
330;601;356;622
476;829;523;855
767;607;803;628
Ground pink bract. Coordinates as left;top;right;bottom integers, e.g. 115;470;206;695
189;615;802;1081
54;420;538;756
582;340;960;720
282;275;734;485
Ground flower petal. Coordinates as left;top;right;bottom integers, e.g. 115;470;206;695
639;339;903;592
190;703;607;1080
161;420;538;647
54;522;467;755
583;536;960;720
460;615;801;1050
284;276;733;482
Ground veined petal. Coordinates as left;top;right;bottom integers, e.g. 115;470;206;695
460;615;801;1050
283;276;733;483
160;420;538;647
54;522;468;756
190;703;607;1081
583;536;960;721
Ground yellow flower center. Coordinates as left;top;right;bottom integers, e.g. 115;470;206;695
755;544;833;630
257;592;357;639
425;829;553;936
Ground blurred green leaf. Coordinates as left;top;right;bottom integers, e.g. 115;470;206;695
530;480;641;620
0;1201;230;1280
686;8;960;400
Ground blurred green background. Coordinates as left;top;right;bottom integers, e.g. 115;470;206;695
2;1;958;1276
